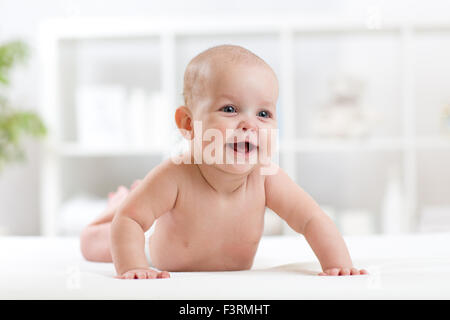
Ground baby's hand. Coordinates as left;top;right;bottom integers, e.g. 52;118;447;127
116;268;170;280
318;267;368;276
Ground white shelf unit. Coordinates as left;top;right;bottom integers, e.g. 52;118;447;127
38;16;450;236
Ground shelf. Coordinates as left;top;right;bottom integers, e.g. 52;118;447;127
39;16;402;39
279;137;450;152
39;16;450;39
279;138;405;152
55;137;450;157
56;138;416;156
56;143;166;157
416;136;450;150
38;16;450;236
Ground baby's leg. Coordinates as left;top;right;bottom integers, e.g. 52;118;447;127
80;183;138;262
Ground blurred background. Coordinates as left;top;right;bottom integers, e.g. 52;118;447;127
1;0;450;237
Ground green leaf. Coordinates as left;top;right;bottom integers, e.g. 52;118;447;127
0;40;47;172
0;40;29;88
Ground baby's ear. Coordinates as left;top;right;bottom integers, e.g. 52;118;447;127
175;106;193;140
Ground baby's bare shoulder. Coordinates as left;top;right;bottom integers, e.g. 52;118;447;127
145;156;192;183
262;163;292;190
147;157;179;176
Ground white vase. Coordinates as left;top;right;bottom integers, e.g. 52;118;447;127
381;166;405;234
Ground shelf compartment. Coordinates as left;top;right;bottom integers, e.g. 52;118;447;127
414;31;450;137
58;37;163;143
292;31;403;140
416;150;450;232
279;137;404;153
292;151;405;234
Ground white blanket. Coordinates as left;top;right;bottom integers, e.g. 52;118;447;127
1;233;450;299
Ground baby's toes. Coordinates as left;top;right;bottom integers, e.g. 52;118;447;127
117;186;128;194
130;179;142;190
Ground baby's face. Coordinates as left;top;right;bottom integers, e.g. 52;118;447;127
191;62;279;174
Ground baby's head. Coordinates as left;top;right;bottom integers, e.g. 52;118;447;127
175;44;279;174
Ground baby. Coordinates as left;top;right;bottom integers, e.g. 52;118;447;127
80;44;367;279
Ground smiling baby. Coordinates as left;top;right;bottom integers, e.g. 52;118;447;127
80;44;367;279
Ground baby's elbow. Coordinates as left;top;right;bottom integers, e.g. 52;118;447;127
283;210;307;235
302;213;335;236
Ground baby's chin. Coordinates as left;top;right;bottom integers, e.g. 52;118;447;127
217;146;261;174
213;162;259;175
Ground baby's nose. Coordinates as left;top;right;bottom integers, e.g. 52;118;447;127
237;119;257;132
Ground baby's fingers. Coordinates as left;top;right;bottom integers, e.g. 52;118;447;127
118;271;137;279
328;268;340;276
339;268;350;276
318;268;340;276
319;267;367;276
350;268;360;275
349;268;369;275
157;271;171;279
116;269;170;280
360;269;368;275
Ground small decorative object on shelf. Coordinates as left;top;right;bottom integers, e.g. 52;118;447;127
311;73;381;140
75;85;172;151
75;85;128;147
440;102;450;137
380;165;405;234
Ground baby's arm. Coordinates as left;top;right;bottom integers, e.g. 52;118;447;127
111;162;178;278
265;166;367;276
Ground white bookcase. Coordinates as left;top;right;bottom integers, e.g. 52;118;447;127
38;16;450;236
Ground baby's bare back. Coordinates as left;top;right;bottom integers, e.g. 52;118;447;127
148;161;266;272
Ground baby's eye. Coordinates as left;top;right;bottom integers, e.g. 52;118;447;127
221;105;236;113
257;110;271;118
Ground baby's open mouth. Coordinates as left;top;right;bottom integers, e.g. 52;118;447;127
226;141;257;154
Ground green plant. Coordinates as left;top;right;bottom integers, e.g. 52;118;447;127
0;40;46;171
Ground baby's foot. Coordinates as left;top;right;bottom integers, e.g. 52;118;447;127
107;180;142;209
116;268;170;280
130;179;142;191
107;185;129;209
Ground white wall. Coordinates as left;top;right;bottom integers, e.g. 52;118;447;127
1;0;450;235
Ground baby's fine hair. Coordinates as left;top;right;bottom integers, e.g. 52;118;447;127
182;44;270;108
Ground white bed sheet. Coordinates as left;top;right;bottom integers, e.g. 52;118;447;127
1;233;450;299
